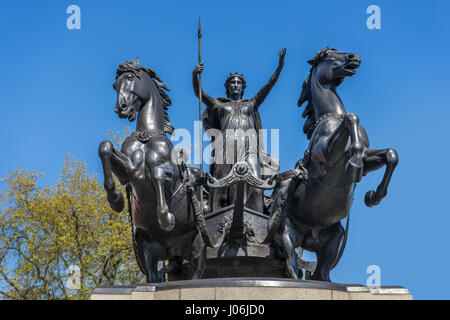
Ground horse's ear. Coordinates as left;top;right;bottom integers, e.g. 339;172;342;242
132;57;140;65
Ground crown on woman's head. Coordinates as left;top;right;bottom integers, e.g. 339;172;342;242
224;72;247;89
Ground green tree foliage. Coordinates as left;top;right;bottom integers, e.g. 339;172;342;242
0;154;142;299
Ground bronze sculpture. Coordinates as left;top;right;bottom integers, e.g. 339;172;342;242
190;50;285;258
98;58;212;282
98;45;398;283
192;49;285;215
264;48;399;281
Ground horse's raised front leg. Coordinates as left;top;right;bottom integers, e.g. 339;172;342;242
98;140;132;212
146;138;177;232
343;113;364;183
363;148;399;207
151;165;176;232
325;113;364;183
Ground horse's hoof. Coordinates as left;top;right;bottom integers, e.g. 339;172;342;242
158;211;175;232
311;273;331;282
285;264;299;280
107;190;124;212
364;190;380;207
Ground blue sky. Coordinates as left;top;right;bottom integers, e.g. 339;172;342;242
0;0;449;299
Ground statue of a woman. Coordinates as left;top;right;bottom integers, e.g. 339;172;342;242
193;49;285;213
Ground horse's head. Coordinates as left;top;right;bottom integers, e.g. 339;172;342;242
113;58;157;122
309;48;361;86
298;48;361;138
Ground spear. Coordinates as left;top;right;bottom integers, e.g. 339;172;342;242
197;17;204;205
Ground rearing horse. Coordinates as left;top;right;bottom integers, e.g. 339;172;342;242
98;58;208;282
266;48;399;282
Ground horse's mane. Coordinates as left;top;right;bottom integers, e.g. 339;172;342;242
116;59;174;135
298;48;337;139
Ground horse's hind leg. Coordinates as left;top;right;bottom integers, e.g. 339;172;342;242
188;234;207;279
281;219;300;279
312;223;344;282
135;229;163;283
363;148;399;207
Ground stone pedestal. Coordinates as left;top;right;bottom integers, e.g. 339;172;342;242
90;278;413;300
168;257;287;281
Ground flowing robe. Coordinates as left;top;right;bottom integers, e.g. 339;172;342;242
193;64;283;213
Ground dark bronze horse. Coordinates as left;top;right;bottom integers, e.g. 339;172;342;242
266;48;399;282
98;58;208;282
